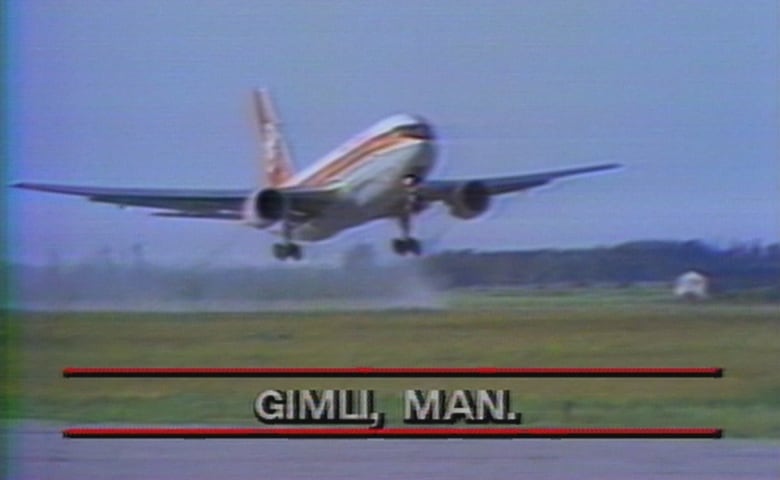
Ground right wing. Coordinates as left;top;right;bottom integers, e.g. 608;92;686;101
419;163;620;200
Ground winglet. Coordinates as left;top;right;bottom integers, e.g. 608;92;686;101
252;89;296;188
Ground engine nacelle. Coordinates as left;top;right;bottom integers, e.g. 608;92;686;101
242;188;287;228
446;181;491;220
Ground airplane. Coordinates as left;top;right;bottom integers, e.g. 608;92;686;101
13;90;619;261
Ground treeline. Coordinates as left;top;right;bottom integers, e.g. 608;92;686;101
420;240;780;292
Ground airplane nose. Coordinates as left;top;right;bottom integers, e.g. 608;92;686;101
406;141;435;178
408;116;435;140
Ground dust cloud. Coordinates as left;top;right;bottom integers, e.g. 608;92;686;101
9;250;445;312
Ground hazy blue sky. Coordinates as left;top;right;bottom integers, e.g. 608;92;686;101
7;1;778;266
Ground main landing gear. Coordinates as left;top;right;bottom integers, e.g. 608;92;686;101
272;218;303;261
392;237;421;256
391;174;423;257
272;242;302;260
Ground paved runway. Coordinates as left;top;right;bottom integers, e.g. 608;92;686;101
6;422;779;479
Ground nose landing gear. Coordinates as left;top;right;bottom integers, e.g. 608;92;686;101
392;174;423;256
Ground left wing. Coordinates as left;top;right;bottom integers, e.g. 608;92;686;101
12;181;345;222
12;182;251;219
418;163;620;200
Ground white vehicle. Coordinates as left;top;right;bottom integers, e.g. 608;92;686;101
14;90;619;260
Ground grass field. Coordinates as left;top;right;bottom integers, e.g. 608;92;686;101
7;288;780;437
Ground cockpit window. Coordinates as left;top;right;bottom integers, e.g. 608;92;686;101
394;121;434;140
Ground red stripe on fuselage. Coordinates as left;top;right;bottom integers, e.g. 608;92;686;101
298;133;422;187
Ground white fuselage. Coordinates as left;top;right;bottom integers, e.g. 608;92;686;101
283;115;436;241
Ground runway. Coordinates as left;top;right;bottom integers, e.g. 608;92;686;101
6;422;779;479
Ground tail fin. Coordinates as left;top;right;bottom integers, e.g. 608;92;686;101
252;89;295;187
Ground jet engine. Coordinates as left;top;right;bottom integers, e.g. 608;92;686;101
242;188;288;227
446;181;491;220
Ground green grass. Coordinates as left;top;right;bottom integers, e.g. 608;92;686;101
7;288;780;437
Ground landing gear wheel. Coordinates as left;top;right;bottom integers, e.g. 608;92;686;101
391;238;422;256
392;238;406;255
273;243;287;260
288;243;302;260
407;238;421;256
272;242;303;261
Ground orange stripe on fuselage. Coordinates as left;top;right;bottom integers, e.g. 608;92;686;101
299;133;421;187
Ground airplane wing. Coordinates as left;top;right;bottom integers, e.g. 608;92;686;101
12;182;343;221
12;182;250;219
418;163;620;199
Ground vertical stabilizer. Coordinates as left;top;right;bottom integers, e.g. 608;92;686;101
252;89;295;187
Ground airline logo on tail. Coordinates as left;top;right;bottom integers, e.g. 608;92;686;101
253;89;295;187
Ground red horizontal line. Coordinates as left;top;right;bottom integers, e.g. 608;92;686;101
63;427;722;439
62;367;723;378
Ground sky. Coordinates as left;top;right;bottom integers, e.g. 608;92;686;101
6;1;778;266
